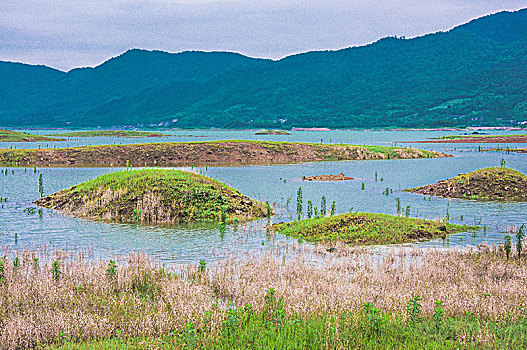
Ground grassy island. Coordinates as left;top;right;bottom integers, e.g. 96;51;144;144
411;134;527;143
49;130;169;138
35;169;269;224
271;212;474;245
407;167;527;201
0;140;447;167
255;129;291;135
0;128;64;142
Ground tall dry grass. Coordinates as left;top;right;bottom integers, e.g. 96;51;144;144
208;243;527;320
1;243;526;349
0;250;219;349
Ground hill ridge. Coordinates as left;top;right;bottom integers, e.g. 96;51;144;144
1;8;526;128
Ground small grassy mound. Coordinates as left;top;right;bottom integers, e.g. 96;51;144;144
50;130;168;138
272;212;474;245
35;169;269;224
303;173;353;181
0;129;64;142
255;129;291;135
407;167;527;201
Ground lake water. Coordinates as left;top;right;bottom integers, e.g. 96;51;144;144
1;129;526;263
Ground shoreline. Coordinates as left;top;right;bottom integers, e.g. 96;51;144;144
6;126;527;133
404;135;527;143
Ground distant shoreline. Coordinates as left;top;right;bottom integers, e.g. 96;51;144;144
5;126;526;133
406;134;527;144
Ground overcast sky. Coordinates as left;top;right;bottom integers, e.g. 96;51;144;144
1;0;525;71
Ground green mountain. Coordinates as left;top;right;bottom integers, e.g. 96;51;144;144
1;8;526;128
0;62;65;123
0;50;262;127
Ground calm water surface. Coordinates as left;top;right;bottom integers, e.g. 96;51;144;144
1;130;526;263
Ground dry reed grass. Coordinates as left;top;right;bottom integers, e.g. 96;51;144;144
1;243;526;349
209;243;527;320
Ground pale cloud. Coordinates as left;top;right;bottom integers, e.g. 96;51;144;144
0;0;525;70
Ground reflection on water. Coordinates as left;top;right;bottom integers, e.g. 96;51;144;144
0;130;526;263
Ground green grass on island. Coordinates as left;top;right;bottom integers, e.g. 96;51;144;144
0;140;447;167
49;130;169;138
35;169;270;224
0;128;65;142
407;167;527;201
271;212;474;245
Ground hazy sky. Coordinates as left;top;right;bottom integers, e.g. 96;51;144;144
1;0;525;71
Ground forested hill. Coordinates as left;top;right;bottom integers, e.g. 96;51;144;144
1;8;526;129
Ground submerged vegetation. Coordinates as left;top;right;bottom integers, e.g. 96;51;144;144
2;244;527;349
49;130;169;138
0;129;64;142
407;167;527;201
271;212;474;245
35;169;268;224
0;140;446;167
482;146;527;154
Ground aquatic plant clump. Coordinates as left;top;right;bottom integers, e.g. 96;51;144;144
34;169;269;224
271;212;474;245
407;167;527;201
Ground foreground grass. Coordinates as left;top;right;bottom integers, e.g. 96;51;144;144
48;311;487;349
49;130;168;138
3;243;527;349
0;129;64;142
407;167;527;201
272;212;474;245
0;140;446;167
35;169;269;224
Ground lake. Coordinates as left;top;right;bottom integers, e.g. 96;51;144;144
1;129;526;263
